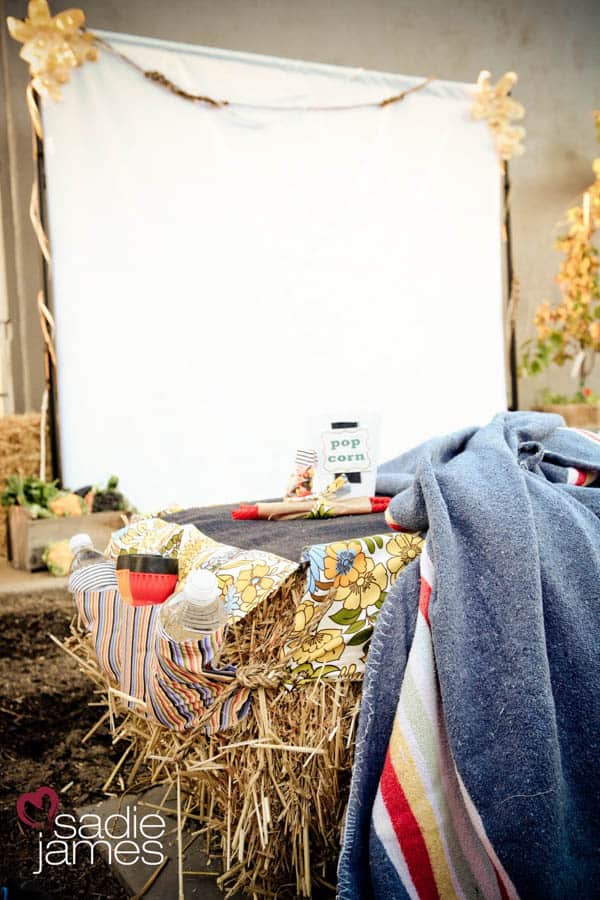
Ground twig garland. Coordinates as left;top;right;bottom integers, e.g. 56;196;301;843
93;33;434;112
143;70;228;107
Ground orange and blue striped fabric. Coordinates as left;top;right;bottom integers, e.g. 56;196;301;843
71;565;122;685
150;624;251;732
72;564;247;733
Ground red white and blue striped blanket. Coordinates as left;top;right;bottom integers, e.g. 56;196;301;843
366;546;518;899
338;414;600;899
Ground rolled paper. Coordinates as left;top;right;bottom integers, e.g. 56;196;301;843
231;496;391;521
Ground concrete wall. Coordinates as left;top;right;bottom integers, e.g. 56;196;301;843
1;0;599;412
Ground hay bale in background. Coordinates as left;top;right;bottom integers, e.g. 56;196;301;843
0;413;51;558
64;571;361;898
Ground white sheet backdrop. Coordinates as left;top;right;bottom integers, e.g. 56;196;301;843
42;32;506;511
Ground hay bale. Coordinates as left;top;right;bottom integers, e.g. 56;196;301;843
64;570;361;898
0;413;52;558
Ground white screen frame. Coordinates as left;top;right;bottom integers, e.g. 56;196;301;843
41;31;510;511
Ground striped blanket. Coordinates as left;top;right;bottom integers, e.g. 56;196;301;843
338;413;600;899
71;576;248;733
69;526;296;733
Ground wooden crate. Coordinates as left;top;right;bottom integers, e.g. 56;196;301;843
0;412;51;558
533;403;600;429
7;506;127;572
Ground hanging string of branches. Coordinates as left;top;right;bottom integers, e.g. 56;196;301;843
92;35;436;112
6;1;435;110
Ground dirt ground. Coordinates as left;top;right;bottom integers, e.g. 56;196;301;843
0;588;129;899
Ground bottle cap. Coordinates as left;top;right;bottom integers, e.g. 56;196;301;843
69;533;93;554
184;569;219;606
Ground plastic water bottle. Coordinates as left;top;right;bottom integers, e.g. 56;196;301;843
69;533;105;573
161;569;227;644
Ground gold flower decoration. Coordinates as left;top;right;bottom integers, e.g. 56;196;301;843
472;70;525;161
7;0;98;100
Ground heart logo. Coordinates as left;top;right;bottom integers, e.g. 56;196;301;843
16;786;60;830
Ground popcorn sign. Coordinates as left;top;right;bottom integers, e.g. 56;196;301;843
309;415;379;499
311;418;378;498
322;427;371;473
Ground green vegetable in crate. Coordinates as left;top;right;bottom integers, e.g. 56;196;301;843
92;475;128;512
0;475;60;518
43;539;74;577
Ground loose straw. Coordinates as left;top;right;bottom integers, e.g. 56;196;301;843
62;570;362;897
177;770;184;900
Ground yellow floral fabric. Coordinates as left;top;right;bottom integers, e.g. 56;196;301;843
107;517;297;622
107;518;215;563
287;532;423;681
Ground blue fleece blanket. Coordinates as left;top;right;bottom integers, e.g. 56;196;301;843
338;412;600;899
